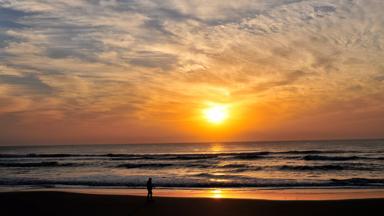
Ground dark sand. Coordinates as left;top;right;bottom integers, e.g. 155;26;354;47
1;191;383;216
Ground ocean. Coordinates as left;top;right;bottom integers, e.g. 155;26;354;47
0;140;383;190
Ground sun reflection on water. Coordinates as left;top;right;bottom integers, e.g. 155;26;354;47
210;143;224;153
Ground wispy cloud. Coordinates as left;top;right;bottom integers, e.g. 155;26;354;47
0;0;383;144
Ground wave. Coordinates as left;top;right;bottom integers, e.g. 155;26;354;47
0;153;222;160
0;160;380;171
1;151;382;167
193;173;249;180
117;163;174;169
115;163;236;169
279;165;345;171
303;155;384;161
231;152;269;160
103;153;221;160
0;154;96;158
217;164;250;169
113;162;380;172
115;162;255;169
1;177;383;188
0;150;363;160
20;153;102;158
303;155;361;161
0;152;269;160
278;164;378;171
330;178;384;185
275;150;354;154
0;151;342;160
0;161;73;167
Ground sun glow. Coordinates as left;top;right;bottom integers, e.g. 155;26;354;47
203;104;229;124
211;189;223;198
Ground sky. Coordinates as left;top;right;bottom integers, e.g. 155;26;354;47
0;0;383;145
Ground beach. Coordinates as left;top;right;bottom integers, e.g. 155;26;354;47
1;191;383;216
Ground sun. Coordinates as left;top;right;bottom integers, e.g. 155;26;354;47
203;104;229;124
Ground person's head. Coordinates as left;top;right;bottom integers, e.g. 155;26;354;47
148;177;152;182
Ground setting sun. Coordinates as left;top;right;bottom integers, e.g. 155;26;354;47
203;104;229;124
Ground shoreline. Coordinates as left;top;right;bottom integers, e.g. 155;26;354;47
1;191;383;216
2;187;384;200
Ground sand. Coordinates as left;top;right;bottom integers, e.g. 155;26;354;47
1;191;383;216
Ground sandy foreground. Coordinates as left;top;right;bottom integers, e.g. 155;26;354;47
1;190;384;216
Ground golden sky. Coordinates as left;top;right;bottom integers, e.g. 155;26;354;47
0;0;383;145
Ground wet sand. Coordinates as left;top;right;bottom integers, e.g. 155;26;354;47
1;191;383;216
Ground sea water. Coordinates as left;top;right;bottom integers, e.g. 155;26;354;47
0;140;383;189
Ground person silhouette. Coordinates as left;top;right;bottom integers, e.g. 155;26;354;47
146;177;153;201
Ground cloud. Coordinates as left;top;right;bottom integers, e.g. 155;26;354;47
0;0;383;144
0;74;52;94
